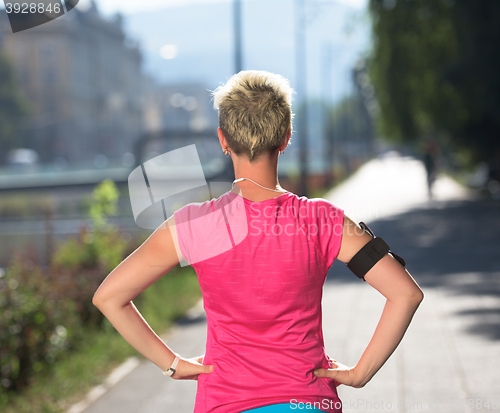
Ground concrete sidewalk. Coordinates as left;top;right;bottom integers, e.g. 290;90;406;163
72;155;500;413
322;156;500;412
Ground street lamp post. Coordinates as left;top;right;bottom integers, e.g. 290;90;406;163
322;41;334;188
295;0;308;197
234;0;243;73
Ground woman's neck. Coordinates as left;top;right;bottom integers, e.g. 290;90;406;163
233;153;279;188
231;152;287;198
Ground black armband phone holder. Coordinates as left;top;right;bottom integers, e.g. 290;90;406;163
347;222;406;281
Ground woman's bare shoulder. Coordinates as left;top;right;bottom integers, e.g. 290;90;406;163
336;215;373;264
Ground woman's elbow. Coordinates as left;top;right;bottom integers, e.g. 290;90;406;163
389;285;424;307
92;293;103;308
395;268;424;306
92;292;130;310
405;286;424;307
412;288;424;304
92;292;110;309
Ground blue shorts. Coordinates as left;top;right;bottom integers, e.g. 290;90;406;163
244;403;322;412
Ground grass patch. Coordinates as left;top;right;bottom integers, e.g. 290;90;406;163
2;265;202;413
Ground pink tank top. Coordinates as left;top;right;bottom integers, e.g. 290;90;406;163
174;191;344;413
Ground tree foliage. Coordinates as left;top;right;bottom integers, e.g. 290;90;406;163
369;0;500;164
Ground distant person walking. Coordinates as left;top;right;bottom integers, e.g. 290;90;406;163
423;140;441;200
92;70;424;412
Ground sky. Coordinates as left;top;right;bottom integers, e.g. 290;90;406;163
0;0;371;99
0;0;371;103
90;0;368;17
0;0;369;16
85;0;372;102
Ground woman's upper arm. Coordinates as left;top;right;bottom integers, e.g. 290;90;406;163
337;215;423;303
92;215;182;307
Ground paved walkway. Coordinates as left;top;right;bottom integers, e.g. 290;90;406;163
322;156;499;412
71;154;500;413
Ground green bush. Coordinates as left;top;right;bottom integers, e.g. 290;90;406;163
0;256;80;395
49;223;130;328
51;180;131;328
0;180;131;402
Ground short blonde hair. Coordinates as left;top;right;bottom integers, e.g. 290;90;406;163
212;70;294;162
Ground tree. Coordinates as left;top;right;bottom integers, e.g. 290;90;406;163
0;51;30;165
368;0;500;165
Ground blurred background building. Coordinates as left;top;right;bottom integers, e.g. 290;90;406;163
0;1;223;172
0;0;373;175
0;2;144;168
